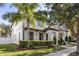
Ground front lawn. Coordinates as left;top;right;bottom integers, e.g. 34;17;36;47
0;44;64;56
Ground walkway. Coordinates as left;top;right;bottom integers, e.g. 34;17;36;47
43;46;76;56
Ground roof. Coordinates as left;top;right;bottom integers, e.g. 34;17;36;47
24;27;68;33
24;27;43;32
43;28;59;32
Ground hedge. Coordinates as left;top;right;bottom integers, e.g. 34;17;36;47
58;37;64;45
19;40;53;48
19;41;28;48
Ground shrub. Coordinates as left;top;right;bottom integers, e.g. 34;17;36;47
63;41;66;45
71;40;76;42
19;40;53;48
19;41;28;48
58;37;64;45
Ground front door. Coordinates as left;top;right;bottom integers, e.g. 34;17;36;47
29;31;34;40
46;34;48;40
39;33;43;40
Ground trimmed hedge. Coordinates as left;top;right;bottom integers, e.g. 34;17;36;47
19;41;28;48
71;40;76;42
58;37;64;45
19;40;53;48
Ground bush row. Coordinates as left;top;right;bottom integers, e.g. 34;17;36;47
58;36;72;45
19;40;53;48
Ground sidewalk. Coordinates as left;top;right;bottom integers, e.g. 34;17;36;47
43;46;76;56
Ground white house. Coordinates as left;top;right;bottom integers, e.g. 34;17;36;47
12;20;71;44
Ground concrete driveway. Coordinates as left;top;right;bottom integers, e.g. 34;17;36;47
43;46;76;56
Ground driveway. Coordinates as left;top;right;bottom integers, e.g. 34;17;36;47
43;46;76;56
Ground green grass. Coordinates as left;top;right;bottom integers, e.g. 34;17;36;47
0;44;64;56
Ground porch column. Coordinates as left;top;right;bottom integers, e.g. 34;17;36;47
56;32;59;45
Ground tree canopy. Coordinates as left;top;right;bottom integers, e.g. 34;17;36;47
3;3;47;27
45;3;79;37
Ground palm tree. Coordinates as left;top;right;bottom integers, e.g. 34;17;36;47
3;3;47;27
3;3;47;47
0;23;11;37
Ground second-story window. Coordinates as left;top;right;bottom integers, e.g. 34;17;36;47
38;20;43;27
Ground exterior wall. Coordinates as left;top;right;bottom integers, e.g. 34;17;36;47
12;21;23;42
23;29;68;41
46;30;56;41
43;33;46;40
35;20;48;30
24;30;41;41
12;20;69;42
24;30;45;41
24;20;48;30
34;31;39;40
24;30;29;41
24;29;49;41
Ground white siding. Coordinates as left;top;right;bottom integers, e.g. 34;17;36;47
43;34;46;40
12;20;69;42
12;21;23;41
46;30;55;41
24;30;29;41
24;20;48;30
34;32;39;40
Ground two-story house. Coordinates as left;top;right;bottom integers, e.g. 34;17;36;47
12;20;71;44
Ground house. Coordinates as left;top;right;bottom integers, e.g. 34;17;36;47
12;20;71;44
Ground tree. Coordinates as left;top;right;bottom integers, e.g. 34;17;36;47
3;3;47;48
45;3;79;53
0;23;11;37
3;4;47;27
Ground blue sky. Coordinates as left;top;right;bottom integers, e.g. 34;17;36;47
0;4;18;25
0;3;47;25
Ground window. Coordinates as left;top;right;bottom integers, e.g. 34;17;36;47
38;20;43;27
46;34;48;40
29;31;34;40
39;33;43;40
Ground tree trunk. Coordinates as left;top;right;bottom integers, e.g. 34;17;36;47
76;33;79;53
76;19;79;53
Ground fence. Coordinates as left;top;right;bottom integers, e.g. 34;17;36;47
0;37;19;44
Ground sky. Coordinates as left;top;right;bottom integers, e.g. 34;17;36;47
0;4;18;25
0;3;47;25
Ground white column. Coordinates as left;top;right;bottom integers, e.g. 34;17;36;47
56;32;59;45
